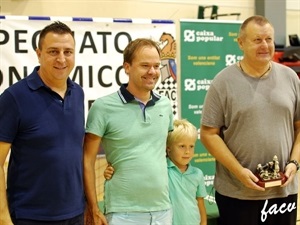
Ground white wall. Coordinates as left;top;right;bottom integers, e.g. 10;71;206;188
0;0;299;45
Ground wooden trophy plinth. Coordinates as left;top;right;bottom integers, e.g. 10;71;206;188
256;172;287;188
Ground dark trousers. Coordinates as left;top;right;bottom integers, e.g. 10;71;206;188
215;191;297;225
12;213;84;225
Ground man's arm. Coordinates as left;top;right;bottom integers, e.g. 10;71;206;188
200;125;264;191
83;133;108;225
282;120;300;186
0;141;13;225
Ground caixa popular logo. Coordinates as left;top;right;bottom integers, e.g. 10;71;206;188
183;29;196;42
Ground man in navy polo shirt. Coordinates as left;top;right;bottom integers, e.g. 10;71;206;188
0;21;85;225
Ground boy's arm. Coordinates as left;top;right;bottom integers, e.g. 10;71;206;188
103;164;114;180
197;197;207;225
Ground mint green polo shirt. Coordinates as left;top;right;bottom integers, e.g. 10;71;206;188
167;158;207;225
86;84;174;213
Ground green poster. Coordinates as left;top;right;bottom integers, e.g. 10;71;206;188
179;19;242;221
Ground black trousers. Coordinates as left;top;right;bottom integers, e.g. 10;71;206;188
215;191;297;225
12;213;84;225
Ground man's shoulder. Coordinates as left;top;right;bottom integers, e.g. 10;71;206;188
273;61;298;74
70;80;83;89
91;91;119;107
98;91;118;100
4;77;28;95
215;64;236;78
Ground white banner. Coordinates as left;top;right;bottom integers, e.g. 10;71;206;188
0;16;177;118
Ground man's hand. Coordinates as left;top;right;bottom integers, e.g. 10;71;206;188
85;206;108;225
281;163;298;187
235;167;265;191
92;210;108;225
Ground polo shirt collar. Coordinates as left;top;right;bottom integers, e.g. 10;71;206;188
27;66;74;91
117;83;161;104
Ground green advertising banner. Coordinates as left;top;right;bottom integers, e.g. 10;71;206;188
179;19;242;222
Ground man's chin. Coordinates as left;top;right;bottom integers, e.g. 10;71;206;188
144;84;156;91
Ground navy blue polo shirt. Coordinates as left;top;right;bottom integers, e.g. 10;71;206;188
0;67;85;220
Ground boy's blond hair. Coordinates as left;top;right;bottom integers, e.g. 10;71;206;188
167;119;198;147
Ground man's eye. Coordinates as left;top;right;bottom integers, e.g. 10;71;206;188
254;38;262;43
48;50;58;56
266;38;273;43
64;51;73;56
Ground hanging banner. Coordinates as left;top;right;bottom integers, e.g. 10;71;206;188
1;14;177;206
0;16;177;118
180;19;242;220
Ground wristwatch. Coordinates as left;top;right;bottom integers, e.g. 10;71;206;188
287;160;300;171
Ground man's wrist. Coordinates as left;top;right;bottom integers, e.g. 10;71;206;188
287;160;300;171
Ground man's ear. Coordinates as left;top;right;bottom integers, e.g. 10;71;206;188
237;37;244;51
36;48;42;64
123;62;130;75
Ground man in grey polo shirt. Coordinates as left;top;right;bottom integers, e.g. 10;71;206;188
200;15;300;225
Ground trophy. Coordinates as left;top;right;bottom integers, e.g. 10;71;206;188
255;155;287;188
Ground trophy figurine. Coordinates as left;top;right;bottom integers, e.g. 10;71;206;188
255;155;287;188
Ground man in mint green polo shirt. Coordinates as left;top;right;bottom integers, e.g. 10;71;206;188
83;38;174;225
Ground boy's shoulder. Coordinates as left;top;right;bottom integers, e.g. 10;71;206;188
188;164;204;175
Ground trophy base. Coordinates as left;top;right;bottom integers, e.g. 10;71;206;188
256;172;287;188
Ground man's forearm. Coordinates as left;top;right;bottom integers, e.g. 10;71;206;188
201;131;243;176
0;167;13;225
290;121;300;162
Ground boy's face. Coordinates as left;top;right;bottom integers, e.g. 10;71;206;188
167;136;196;172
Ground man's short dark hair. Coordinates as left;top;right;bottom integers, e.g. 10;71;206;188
38;21;74;49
